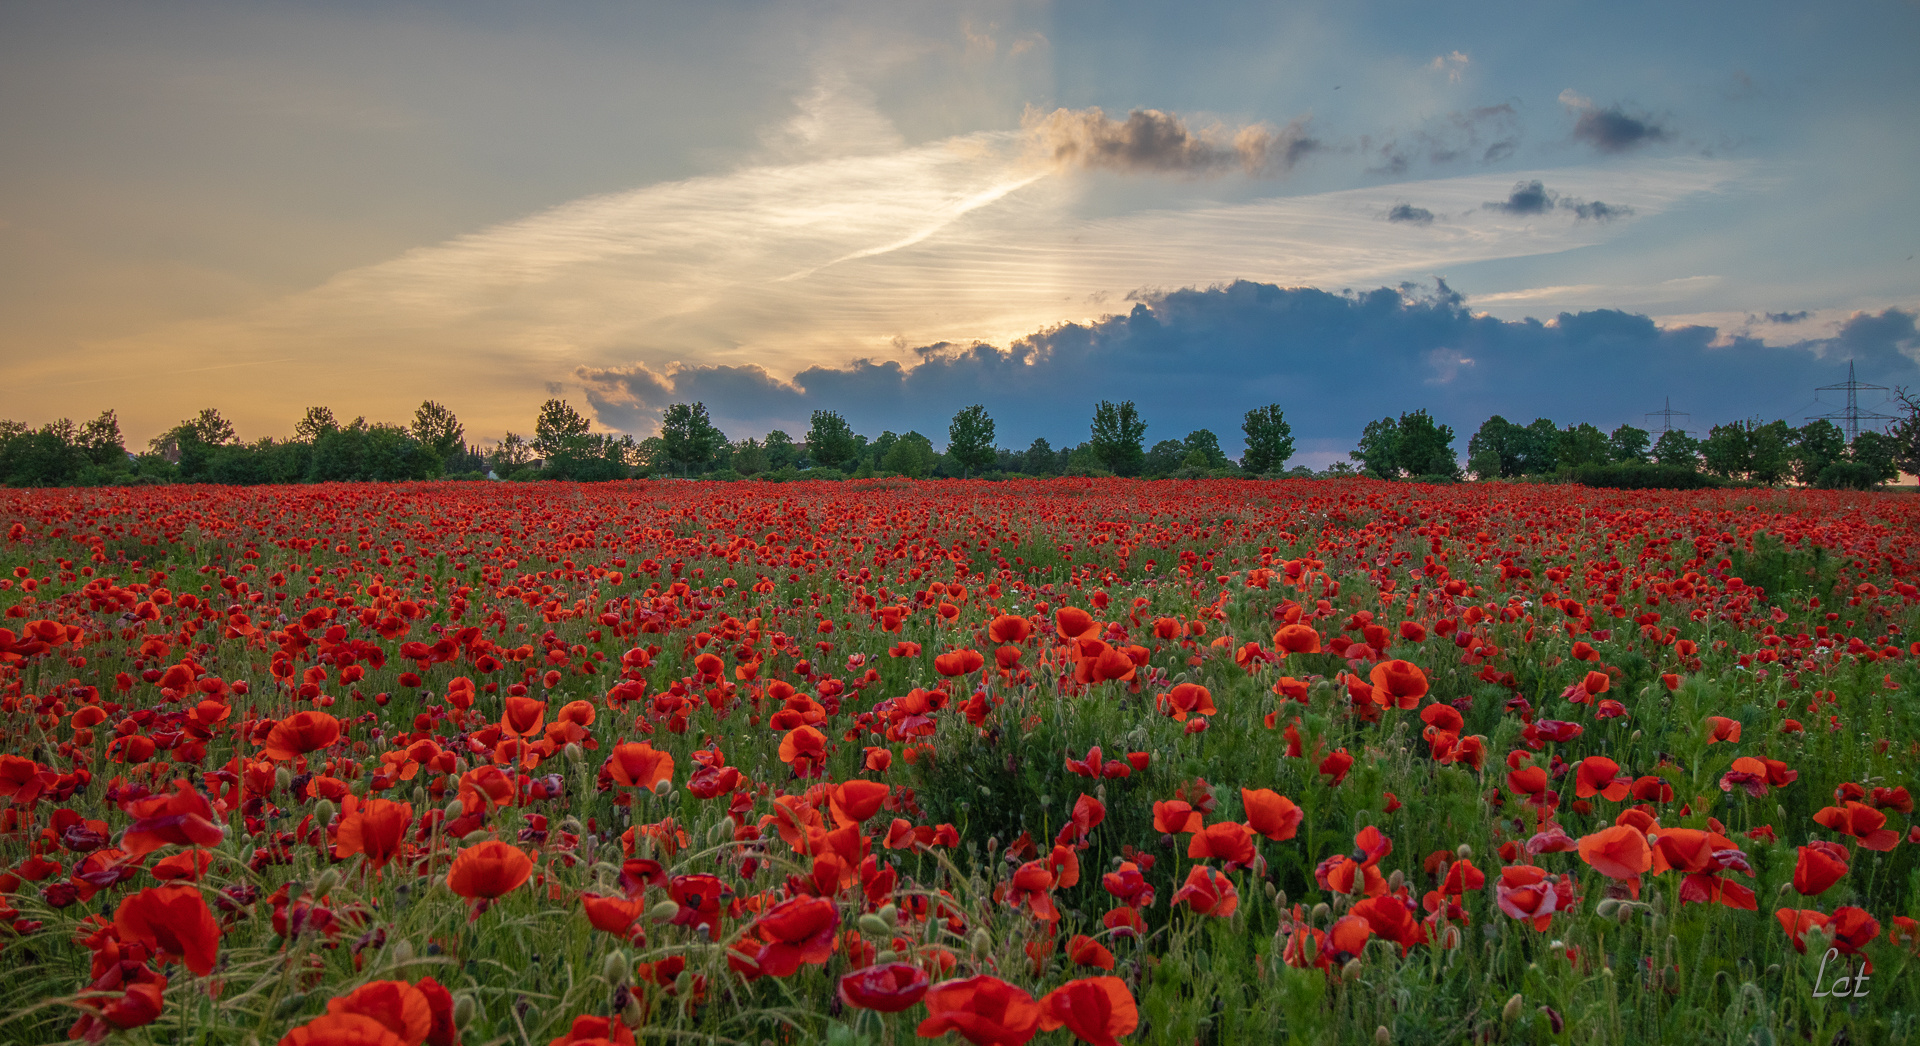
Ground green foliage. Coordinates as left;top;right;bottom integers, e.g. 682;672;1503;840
409;401;464;467
1240;404;1295;474
806;410;859;470
881;431;937;478
1571;461;1729;489
946;404;997;477
1354;409;1459;479
1793;419;1847;485
1650;428;1702;468
531;399;593;460
660;402;726;476
1607;423;1652;463
730;436;769;476
1554;421;1611;469
1090;400;1147;476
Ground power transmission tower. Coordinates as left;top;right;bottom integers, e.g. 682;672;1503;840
1809;361;1895;440
1645;397;1690;434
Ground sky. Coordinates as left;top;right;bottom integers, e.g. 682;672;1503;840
2;0;1917;466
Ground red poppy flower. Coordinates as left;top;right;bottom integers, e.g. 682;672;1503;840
988;615;1033;643
917;975;1043;1046
263;710;342;760
445;840;534;900
1813;801;1900;851
1171;865;1238;917
732;894;839;979
1066;934;1116;970
1573;757;1629;801
325;980;434;1046
1186;821;1256;868
1241;788;1303;842
605;742;675;791
1791;842;1849;896
120;780;225;857
839;962;929;1012
279;1013;411;1046
114;883;220;976
1367;660;1428;707
67;961;167;1042
1272;624;1322;655
934;649;985;677
1038;976;1138;1046
334;796;412;870
1577;825;1652;883
1055;607;1097;640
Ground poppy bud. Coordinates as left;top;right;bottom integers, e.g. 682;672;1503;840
1615;904;1633;926
1264;882;1278;900
1341;958;1362;981
444;800;464;819
1503;994;1523;1022
314;799;336;826
876;949;899;963
1310;902;1330;925
390;938;415;966
1275;888;1288;910
971;929;992;957
240;845;255;866
649;900;679;923
413;785;429;808
1455;843;1473;860
1595;899;1620;919
453;994;477;1029
1664;935;1677;969
602;949;629;986
274;992;308;1018
312;868;338;896
1301;934;1319;967
622;994;645;1025
1442;926;1461;950
707;821;730;845
653;780;672;798
986;836;999;856
859;914;892;936
1630;730;1643;741
1763;964;1780;978
1376;1026;1391;1044
673;971;692;996
275;767;293;792
1387;870;1404;893
286;880;307;905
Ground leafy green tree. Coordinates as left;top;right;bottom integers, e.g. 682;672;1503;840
1397;410;1460;478
1182;429;1228;469
731;437;768;476
1555;423;1611;469
1650;428;1701;467
882;431;937;478
1849;429;1899;484
946;404;997;477
1793;420;1847;485
805;411;858;470
764;430;798;469
1607;424;1651;463
1700;422;1751;479
410;401;465;466
78;410;125;467
533;399;593;460
492;433;533;471
1466;416;1523;479
1887;389;1920;478
1024;437;1058;476
1240;406;1295;474
660;402;725;476
1143;440;1186;477
1518;418;1560;473
1749;420;1794;485
295;407;339;443
1089;400;1146;476
1351;416;1401;478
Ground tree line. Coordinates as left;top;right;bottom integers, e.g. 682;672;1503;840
1;393;1915;488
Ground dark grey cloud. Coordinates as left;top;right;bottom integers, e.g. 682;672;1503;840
572;281;1910;460
1570;105;1672;154
1385;203;1434;224
1569;199;1631;221
1765;310;1810;324
1366;104;1520;176
1024;106;1318;176
1486;179;1554;214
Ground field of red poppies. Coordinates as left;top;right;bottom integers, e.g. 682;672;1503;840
0;477;1915;1046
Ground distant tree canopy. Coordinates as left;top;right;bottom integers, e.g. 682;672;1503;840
4;394;1913;488
1354;410;1460;481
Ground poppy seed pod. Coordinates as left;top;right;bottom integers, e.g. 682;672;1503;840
859;914;892;936
971;928;992;957
601;950;629;986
